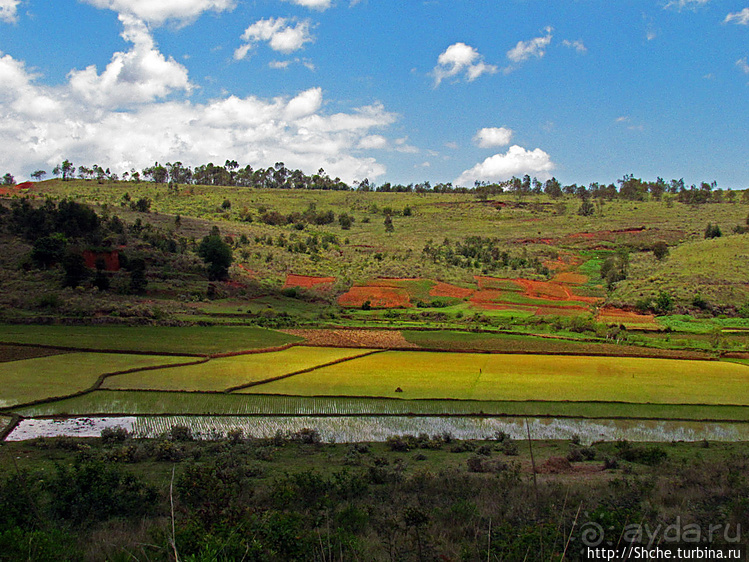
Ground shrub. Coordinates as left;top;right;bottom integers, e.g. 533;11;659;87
652;241;669;260
101;426;130;444
705;223;722;239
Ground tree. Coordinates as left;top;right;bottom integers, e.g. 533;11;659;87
339;213;354;230
2;173;14;186
384;214;394;233
127;257;148;294
62;251;88;288
198;235;233;280
30;234;68;268
61;159;74;181
30;170;46;181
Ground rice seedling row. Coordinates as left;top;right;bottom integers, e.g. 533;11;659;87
12;390;749;422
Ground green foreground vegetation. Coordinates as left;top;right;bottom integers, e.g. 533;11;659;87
1;432;748;561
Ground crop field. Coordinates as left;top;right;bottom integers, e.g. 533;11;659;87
102;347;375;392
0;344;70;363
401;330;711;359
248;350;749;405
0;353;191;408
0;325;300;355
12;390;749;422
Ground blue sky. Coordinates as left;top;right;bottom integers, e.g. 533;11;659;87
1;0;748;187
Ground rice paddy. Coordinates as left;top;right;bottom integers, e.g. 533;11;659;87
8;415;749;445
248;350;749;405
13;390;749;421
0;353;191;408
102;347;375;392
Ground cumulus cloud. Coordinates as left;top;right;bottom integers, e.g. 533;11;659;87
358;135;388;149
0;45;397;184
506;27;553;67
562;39;587;53
82;0;236;25
67;14;191;107
0;0;19;23
664;0;710;11
737;57;749;74
282;0;332;10
474;127;513;148
456;145;555;185
235;18;313;59
725;8;749;25
433;42;498;86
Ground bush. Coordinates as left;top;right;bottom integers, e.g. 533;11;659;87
101;426;130;444
705;223;722;239
652;241;669;260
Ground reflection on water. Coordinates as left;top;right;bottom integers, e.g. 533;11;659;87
7;415;749;444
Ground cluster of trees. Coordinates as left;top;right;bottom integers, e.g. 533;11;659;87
422;237;550;276
31;159;749;202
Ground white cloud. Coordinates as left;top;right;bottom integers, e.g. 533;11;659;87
664;0;709;11
725;8;749;25
235;18;313;59
67;14;191;107
269;58;315;71
0;0;19;23
474;127;513;148
433;42;498;86
562;39;587;54
394;137;419;154
82;0;236;25
456;145;555;185
737;57;749;74
506;27;553;67
0;45;397;184
358;135;388;149
282;0;332;10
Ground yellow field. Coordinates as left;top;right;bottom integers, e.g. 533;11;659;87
246;351;749;405
103;347;374;392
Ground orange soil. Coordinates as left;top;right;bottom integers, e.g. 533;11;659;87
597;307;657;325
552;272;589;285
337;286;412;308
429;282;474;299
284;273;336;289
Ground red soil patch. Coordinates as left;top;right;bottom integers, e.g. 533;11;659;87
429;282;474;299
337;286;411;308
597;307;656;325
82;250;121;271
284;273;336;289
515;278;571;301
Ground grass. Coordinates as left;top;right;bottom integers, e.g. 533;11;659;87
0;353;191;408
248;350;749;405
13;390;749;422
0;344;69;363
0;325;301;355
402;330;710;358
101;347;374;392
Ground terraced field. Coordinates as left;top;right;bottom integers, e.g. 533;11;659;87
248;350;749;404
0;353;192;407
102;347;375;392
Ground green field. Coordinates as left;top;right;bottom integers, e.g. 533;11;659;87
248;350;749;404
13;390;749;422
0;353;192;408
402;330;710;359
0;325;301;355
102;347;375;392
